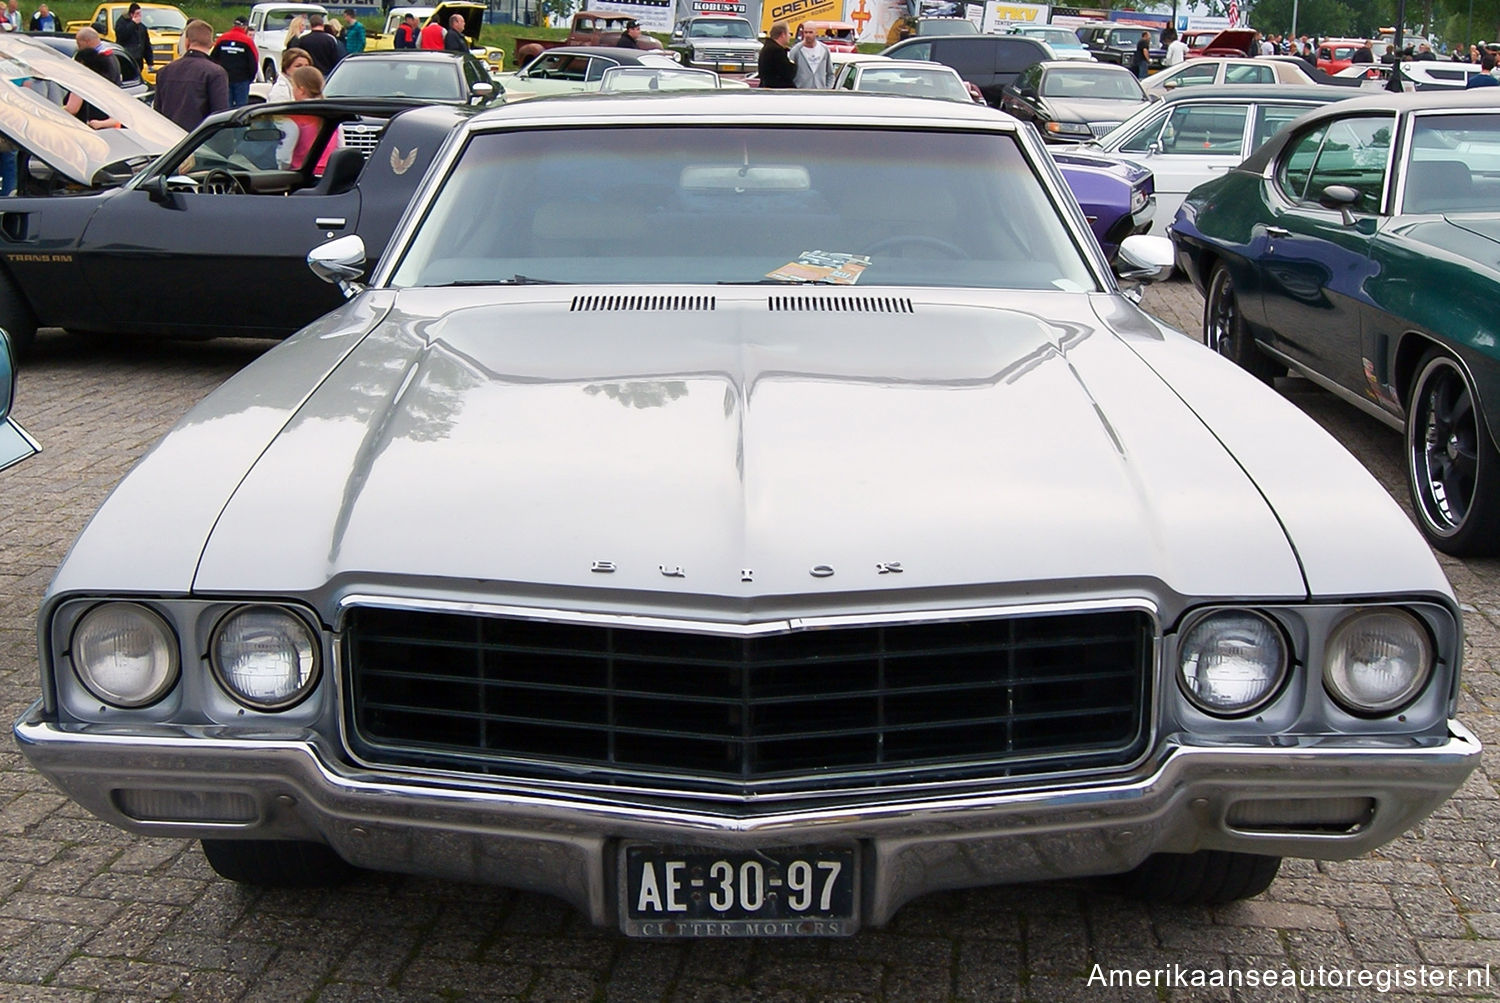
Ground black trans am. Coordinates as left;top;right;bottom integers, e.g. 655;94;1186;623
0;98;469;356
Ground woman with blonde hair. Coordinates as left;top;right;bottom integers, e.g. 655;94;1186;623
267;46;311;102
282;13;305;50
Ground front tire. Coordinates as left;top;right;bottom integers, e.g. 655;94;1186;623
201;839;356;887
1204;264;1277;384
1406;350;1500;556
1115;850;1281;905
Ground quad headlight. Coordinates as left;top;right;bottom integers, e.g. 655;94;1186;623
71;602;180;708
1178;610;1288;716
1324;609;1432;715
210;605;320;711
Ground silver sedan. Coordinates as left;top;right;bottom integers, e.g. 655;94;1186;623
15;92;1478;941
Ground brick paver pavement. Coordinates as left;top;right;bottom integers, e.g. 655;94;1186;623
0;282;1495;1001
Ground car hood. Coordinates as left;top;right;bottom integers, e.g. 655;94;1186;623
0;35;184;184
1050;148;1151;186
1045;97;1145;124
182;289;1318;604
1203;29;1257;52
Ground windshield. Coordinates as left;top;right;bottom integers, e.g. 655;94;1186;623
1041;67;1145;100
687;20;755;39
1023;28;1083;48
140;9;186;30
390;126;1095;291
857;67;969;102
600;67;719;91
327;58;461;99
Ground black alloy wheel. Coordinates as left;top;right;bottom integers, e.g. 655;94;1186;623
1204;264;1277;384
1406;349;1500;556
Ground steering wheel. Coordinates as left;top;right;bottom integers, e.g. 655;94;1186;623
200;169;245;195
863;234;970;260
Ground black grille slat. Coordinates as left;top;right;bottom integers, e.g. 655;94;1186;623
346;607;1151;794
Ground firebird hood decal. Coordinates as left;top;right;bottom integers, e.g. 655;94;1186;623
191;290;1309;601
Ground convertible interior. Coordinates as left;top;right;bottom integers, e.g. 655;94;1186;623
155;113;380;197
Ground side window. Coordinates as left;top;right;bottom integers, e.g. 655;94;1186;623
1224;63;1272;84
1304;115;1394;211
93;11;108;32
941;42;987;75
1254;103;1312;151
1170;62;1219;88
1278;124;1327;200
839;67;856;89
896;40;932;61
1155;104;1249;156
584;58;614;83
1117;109;1169;153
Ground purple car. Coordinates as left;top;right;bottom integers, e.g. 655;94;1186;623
1052;149;1155;261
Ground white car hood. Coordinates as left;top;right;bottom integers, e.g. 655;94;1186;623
189;289;1312;604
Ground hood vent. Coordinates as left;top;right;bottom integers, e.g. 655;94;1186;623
571;294;716;312
769;294;914;314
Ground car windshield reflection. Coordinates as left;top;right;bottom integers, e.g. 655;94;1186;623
391;126;1096;290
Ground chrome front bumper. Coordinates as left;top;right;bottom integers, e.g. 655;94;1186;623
14;706;1481;929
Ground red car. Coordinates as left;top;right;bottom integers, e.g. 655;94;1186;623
1317;39;1367;73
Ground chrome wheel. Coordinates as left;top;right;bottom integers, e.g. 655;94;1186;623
1407;351;1500;556
1203;264;1275;383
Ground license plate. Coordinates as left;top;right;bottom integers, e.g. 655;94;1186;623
717;63;743;72
621;844;857;937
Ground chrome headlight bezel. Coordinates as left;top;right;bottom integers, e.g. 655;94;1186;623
1323;608;1433;716
1177;608;1290;717
70;601;180;709
209;604;322;712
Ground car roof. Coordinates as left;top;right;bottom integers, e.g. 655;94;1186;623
471;90;1019;128
1154;83;1356;103
1038;59;1135;71
340;49;466;60
867;59;963;72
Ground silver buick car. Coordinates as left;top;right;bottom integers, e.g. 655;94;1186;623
14;92;1479;939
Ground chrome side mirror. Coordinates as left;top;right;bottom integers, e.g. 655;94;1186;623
1114;234;1175;295
308;234;368;298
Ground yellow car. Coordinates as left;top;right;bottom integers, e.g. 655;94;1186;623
65;2;186;84
366;2;503;71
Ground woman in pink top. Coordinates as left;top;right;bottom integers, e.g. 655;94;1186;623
287;65;339;174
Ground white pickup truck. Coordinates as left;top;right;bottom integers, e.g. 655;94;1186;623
247;1;329;82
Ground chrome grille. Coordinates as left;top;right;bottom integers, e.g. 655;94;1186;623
344;606;1152;795
1089;122;1122;137
338;122;385;157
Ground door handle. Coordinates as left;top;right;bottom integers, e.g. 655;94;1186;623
316;217;347;230
1266;226;1291;238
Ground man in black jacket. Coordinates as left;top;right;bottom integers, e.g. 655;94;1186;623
757;21;795;89
297;13;344;74
114;3;152;75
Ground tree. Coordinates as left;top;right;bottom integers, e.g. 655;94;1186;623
1245;0;1359;35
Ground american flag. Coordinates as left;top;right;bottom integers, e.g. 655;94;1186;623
1228;0;1239;26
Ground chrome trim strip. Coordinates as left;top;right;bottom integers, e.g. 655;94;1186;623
333;592;1158;636
1267;346;1405;431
